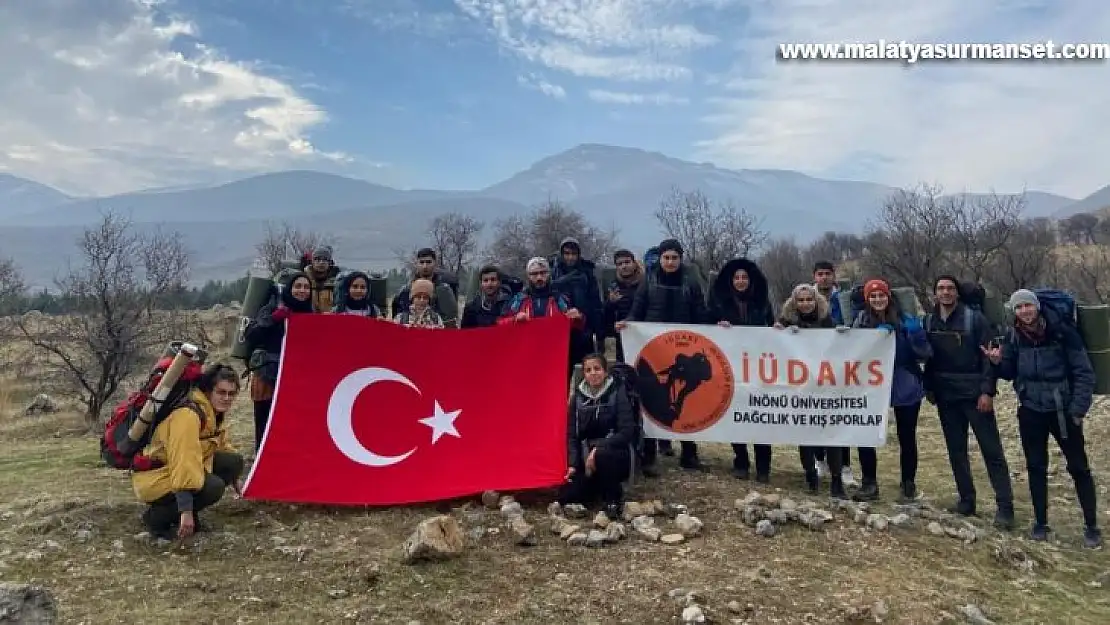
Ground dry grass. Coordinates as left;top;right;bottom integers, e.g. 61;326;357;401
2;332;1110;624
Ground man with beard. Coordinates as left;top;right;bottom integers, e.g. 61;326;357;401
461;265;511;328
615;239;709;474
550;238;605;354
302;246;341;313
603;249;643;362
501;258;587;379
924;275;1015;530
391;248;459;327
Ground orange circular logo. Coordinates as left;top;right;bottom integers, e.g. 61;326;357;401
633;330;735;433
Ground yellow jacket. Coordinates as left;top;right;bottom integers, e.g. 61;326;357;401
131;389;235;503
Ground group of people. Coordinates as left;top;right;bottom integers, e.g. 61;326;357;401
129;237;1103;549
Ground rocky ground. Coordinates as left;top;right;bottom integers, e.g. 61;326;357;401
2;355;1110;623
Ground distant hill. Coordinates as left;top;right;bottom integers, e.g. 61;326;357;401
0;143;1105;287
1055;184;1110;219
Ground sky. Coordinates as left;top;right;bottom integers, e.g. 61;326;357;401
0;0;1107;199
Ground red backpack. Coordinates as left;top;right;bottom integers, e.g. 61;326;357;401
101;357;205;471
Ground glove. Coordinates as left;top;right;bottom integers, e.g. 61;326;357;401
788;325;800;334
876;323;894;333
271;306;290;322
835;325;849;334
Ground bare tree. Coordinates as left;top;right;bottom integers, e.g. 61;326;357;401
758;238;810;305
15;213;192;426
254;222;329;275
948;193;1022;282
1060;213;1099;246
1060;244;1110;304
485;200;619;274
428;213;484;275
654;187;768;275
863;183;957;305
983;218;1058;294
807;231;865;265
0;256;24;306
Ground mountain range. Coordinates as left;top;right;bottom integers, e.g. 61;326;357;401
1;144;1107;288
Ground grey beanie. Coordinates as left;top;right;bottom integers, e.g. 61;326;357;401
1007;288;1040;311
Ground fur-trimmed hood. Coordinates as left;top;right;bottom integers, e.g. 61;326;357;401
712;257;769;305
780;290;831;325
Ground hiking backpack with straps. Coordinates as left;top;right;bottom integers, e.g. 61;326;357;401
101;357;205;471
1006;288;1079;347
609;363;644;451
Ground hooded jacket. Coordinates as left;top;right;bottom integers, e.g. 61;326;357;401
246;272;315;383
332;271;382;317
549;237;604;338
602;262;644;338
626;263;707;324
707;258;774;327
778;291;835;329
995;307;1096;418
853;307;932;407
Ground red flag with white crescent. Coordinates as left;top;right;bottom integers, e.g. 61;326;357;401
241;313;571;505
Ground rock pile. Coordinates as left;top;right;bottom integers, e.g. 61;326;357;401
546;500;703;546
734;491;834;535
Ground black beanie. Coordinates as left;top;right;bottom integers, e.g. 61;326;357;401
613;249;634;263
658;238;684;257
933;274;961;292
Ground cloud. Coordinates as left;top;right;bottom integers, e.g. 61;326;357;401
341;0;464;38
518;73;567;98
0;0;347;196
454;0;722;82
696;0;1110;197
588;89;689;105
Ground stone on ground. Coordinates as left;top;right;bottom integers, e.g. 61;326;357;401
0;582;58;624
401;516;465;563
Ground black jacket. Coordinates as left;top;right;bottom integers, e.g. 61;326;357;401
602;271;643;337
460;291;510;328
550;253;604;338
995;310;1096;418
923;303;996;401
625;264;708;324
567;378;638;468
707;258;774;327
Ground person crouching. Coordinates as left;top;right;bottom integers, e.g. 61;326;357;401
132;364;245;541
561;353;638;520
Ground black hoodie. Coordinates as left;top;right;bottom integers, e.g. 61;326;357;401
707;258;774;327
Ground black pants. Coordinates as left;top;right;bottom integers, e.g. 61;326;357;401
1017;407;1098;528
893;403;922;484
800;446;842;478
733;444;772;475
937;400;1014;508
815;446;853;468
641;438;688;465
253;400;272;451
145;451;245;531
559;445;632;506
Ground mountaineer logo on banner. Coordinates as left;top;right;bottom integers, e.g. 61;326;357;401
621;323;896;447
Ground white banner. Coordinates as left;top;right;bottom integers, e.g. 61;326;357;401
620;322;896;447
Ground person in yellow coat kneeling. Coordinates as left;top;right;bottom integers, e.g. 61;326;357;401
132;364;245;540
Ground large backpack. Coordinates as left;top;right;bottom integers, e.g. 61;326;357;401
959;282;986;313
610;363;644;451
1007;288;1079;347
499;271;524;296
101;358;205;471
849;285;867;325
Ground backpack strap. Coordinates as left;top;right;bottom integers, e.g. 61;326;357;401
963;307;974;340
924;313;934;334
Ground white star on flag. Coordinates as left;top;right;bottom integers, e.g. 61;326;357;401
419;400;462;444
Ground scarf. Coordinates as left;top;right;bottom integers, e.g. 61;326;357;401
577;376;614;400
280;273;315;313
1017;316;1047;343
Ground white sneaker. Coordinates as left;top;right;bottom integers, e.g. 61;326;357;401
842;466;859;487
815;460;829;479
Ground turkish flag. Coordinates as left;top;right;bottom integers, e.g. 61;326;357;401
241;314;572;506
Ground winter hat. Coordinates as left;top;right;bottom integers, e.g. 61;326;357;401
1008;289;1040;311
312;246;333;261
658;239;684;257
526;257;550;273
863;279;891;299
410;279;435;300
613;249;635;263
560;238;581;254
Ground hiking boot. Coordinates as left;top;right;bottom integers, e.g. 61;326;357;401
898;481;918;503
1029;524;1050;541
680;457;709;472
830;477;847;499
141;508;174;541
993;507;1016;531
1084;526;1103;549
851;481;879;502
604;502;624;521
948;499;977;517
731;467;750;480
805;470;819;494
755;473;771;485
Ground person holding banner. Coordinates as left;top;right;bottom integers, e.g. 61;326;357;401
775;283;845;496
245;271;316;451
393;279;446;328
561;353;639;519
615;239;709;474
849;279;932;502
331;271;382;318
500;257;587;380
707;257;776;483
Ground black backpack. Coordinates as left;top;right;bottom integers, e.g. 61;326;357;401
959;282;986;313
610;363;644;451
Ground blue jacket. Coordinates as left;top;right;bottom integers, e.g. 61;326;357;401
828;287;844;326
854;310;932;406
995;311;1096;418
